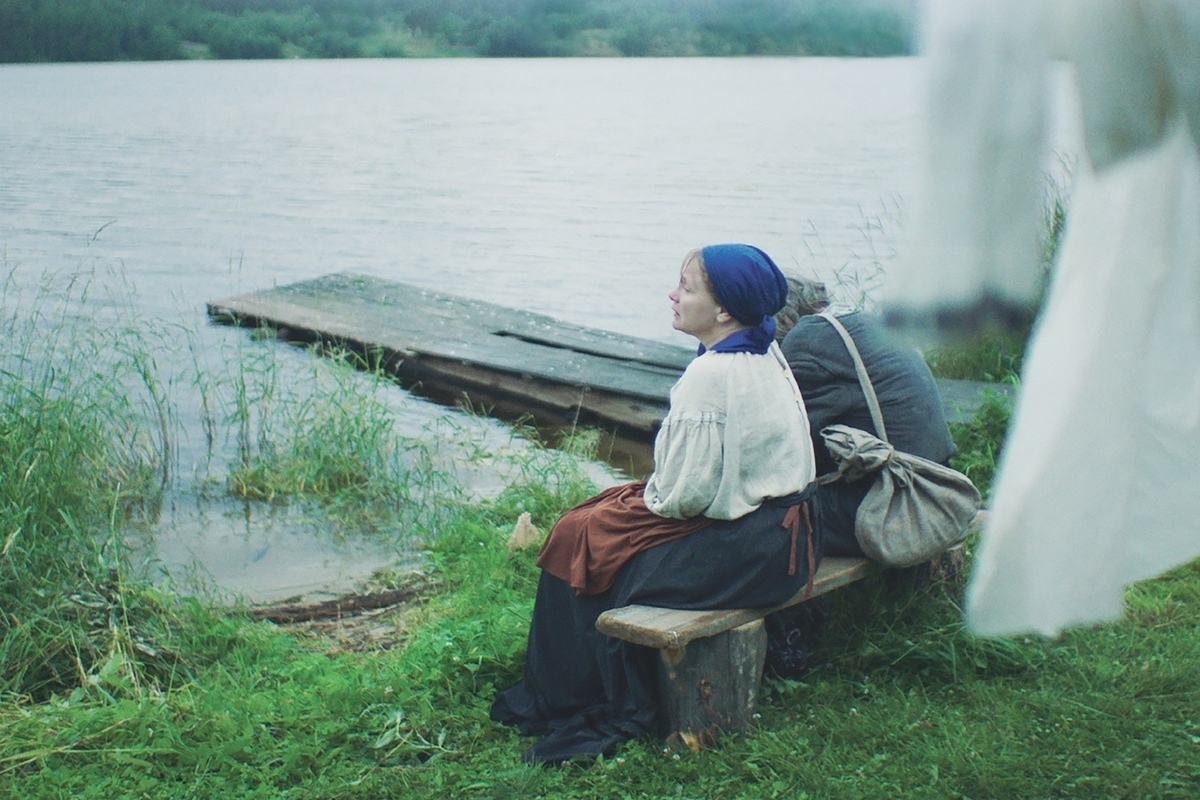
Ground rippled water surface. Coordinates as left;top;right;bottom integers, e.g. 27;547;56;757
0;57;1079;601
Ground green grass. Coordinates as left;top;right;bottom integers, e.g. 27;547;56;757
4;494;1199;798
211;336;461;534
5;265;1200;798
945;384;1015;500
1;270;175;701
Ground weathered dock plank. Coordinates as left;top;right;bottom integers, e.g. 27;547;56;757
207;272;688;436
206;272;1010;442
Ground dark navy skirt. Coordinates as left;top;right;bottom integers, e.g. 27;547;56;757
490;485;821;763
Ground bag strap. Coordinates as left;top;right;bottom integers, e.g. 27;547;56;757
819;312;889;443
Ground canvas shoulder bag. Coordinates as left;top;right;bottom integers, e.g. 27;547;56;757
816;313;981;568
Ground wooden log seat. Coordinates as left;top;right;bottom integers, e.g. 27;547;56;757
595;557;876;747
595;515;981;749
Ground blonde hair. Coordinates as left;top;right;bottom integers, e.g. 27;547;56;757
681;248;716;299
774;275;830;342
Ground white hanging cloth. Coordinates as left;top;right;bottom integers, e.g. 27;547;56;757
887;0;1200;636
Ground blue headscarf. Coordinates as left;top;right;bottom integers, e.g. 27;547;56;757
698;243;788;355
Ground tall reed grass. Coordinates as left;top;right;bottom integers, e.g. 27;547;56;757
1;269;179;701
203;334;462;531
0;270;429;699
0;264;601;703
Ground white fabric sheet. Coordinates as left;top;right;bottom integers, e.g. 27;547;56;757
891;0;1200;636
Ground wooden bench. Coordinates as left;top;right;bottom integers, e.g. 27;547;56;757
594;557;874;748
595;516;980;749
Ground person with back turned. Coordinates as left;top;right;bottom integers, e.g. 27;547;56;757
776;275;956;558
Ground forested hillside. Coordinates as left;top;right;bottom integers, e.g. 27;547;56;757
0;0;915;62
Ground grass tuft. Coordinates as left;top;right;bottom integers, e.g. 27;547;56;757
947;384;1016;500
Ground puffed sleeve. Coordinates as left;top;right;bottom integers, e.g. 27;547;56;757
643;355;726;519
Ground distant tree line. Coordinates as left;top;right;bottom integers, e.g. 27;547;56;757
0;0;915;63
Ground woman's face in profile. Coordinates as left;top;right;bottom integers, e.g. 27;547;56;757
669;257;724;342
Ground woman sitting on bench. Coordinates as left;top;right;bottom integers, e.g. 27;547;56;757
490;244;820;764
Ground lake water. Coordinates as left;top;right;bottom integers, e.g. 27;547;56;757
0;57;1081;602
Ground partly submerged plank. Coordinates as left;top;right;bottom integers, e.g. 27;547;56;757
207;272;689;435
207;272;1010;437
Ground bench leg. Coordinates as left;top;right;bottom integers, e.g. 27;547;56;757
655;618;767;749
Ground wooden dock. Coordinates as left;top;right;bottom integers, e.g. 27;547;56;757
207;272;690;438
206;272;1006;445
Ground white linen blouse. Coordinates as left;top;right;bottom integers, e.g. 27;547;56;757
644;341;816;520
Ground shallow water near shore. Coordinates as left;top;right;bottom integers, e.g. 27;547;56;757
0;57;1082;601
